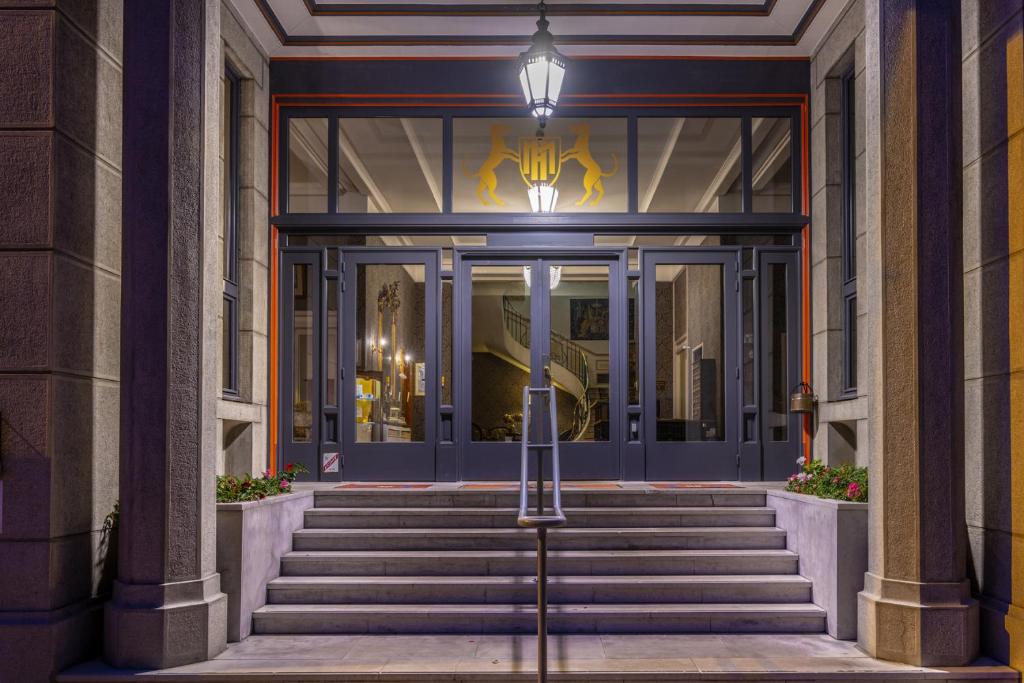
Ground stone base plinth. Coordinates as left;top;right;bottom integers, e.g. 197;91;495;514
858;572;979;666
104;574;227;669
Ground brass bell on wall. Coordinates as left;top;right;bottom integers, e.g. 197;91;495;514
790;382;817;414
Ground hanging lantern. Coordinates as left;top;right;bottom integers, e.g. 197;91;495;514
516;0;568;125
790;382;818;414
528;180;559;213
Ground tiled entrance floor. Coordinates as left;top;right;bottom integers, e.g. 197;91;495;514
61;634;1018;681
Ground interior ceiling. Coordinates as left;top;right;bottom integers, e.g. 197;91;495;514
229;0;851;58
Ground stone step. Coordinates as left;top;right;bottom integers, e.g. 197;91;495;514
292;526;788;551
280;549;800;577
266;574;813;605
313;488;767;509
252;602;826;635
303;506;776;529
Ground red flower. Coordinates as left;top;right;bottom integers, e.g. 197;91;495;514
285;463;295;473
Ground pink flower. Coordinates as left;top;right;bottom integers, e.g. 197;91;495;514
847;482;860;499
280;479;290;489
262;469;271;479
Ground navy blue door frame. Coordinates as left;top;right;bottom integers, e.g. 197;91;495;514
453;248;627;481
279;248;323;479
641;248;742;481
278;239;802;481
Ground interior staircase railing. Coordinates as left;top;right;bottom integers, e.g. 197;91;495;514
517;386;565;683
502;296;593;441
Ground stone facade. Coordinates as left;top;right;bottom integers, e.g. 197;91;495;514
809;0;869;468
218;0;271;478
0;2;123;680
959;0;1024;668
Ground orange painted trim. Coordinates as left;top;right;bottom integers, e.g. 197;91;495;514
269;98;281;475
799;97;812;460
267;90;812;472
275;101;803;109
274;92;807;100
270;55;811;62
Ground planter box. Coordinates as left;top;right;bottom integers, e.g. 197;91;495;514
766;489;868;640
216;491;314;642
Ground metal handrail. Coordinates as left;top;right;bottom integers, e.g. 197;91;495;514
517;386;566;683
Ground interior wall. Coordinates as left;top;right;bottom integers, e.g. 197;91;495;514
218;0;270;476
0;1;123;678
808;0;869;467
960;0;1024;666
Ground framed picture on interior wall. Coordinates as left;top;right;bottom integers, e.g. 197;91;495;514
414;362;426;396
570;298;610;340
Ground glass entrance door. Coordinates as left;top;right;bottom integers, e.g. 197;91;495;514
642;248;740;480
280;249;322;478
457;252;623;480
340;249;440;481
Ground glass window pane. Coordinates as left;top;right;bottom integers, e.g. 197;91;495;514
338;118;442;213
752;117;793;212
638;118;742;213
742;278;755;406
628;278;639;405
355;264;427;443
472;266;530;441
549;265;609;442
326;280;338;407
441;279;453;405
765;263;788;441
222;297;233;392
846;296;858;390
292;264;314;443
221;75;232;277
288;118;328;213
453;118;627;213
654;264;725;442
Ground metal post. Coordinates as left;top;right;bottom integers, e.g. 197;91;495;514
537;526;548;682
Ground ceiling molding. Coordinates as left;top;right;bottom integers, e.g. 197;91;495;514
300;0;779;17
255;0;827;48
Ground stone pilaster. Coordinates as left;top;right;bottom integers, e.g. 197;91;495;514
103;0;226;669
858;0;979;666
0;2;123;680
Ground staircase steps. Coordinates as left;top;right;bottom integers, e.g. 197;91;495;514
291;526;788;551
253;487;826;635
280;548;802;576
252;602;826;635
266;574;813;604
303;506;776;529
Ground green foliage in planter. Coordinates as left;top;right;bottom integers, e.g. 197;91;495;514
786;457;868;502
217;463;308;503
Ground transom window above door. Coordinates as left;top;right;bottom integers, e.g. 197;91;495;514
280;112;802;219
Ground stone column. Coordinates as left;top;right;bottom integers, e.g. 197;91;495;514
858;0;979;666
0;2;123;679
103;0;226;668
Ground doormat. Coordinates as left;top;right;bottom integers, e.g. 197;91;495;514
335;483;434;490
460;482;623;490
461;483;518;489
648;482;741;489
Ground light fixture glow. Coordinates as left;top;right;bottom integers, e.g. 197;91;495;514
523;264;562;290
528;181;559;213
516;1;568;126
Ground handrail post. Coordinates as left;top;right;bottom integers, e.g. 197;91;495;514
517;386;565;683
537;525;548;683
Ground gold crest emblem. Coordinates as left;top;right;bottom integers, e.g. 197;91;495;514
518;135;562;188
467;122;619;208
